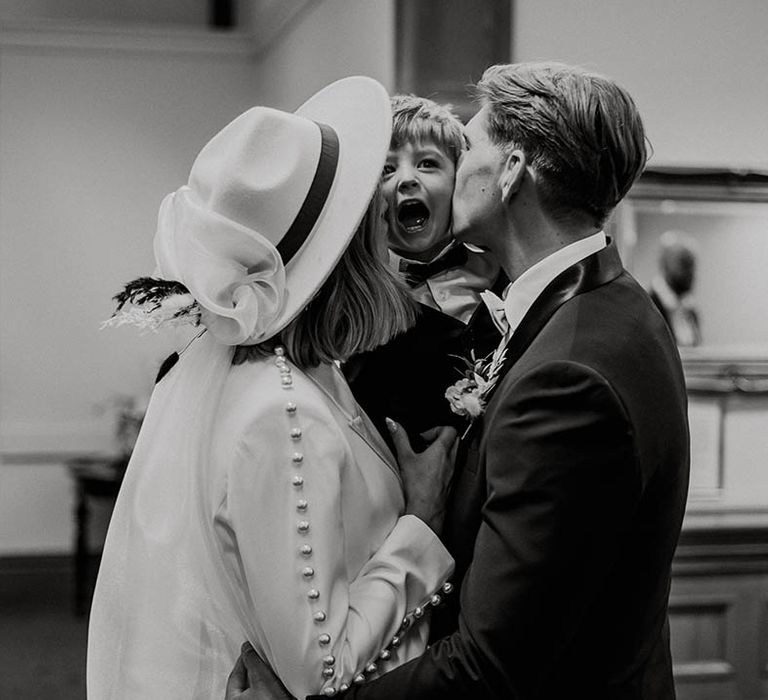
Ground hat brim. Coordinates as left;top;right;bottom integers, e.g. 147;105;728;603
266;76;392;336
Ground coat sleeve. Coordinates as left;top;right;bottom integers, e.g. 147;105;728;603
217;386;454;699
335;360;641;699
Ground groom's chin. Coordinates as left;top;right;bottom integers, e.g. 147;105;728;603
451;227;488;252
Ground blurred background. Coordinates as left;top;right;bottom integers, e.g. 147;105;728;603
1;1;767;698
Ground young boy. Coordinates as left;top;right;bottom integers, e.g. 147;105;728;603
344;95;505;448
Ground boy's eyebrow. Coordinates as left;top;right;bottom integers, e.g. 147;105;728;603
415;143;447;154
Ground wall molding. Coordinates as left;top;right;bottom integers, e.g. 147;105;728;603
673;660;735;682
674;523;768;576
1;419;112;461
0;19;256;56
0;0;320;57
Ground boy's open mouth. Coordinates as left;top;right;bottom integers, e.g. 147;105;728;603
397;200;430;234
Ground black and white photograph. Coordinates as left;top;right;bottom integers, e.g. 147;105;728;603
1;1;767;699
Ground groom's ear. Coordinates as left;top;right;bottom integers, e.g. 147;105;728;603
500;149;526;204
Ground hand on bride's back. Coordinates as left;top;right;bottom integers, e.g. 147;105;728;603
386;418;457;536
225;642;293;700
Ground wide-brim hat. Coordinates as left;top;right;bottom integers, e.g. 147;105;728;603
153;76;392;346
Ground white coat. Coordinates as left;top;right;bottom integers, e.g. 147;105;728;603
87;336;453;699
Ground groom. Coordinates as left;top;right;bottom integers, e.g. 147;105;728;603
228;62;690;699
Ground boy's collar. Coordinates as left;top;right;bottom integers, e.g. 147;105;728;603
388;240;460;273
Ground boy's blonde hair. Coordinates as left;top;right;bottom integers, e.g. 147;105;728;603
390;94;465;164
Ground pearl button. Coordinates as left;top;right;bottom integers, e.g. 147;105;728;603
339;684;349;692
286;402;297;413
275;347;285;356
323;655;335;666
431;594;442;606
391;636;401;647
291;428;302;439
314;610;327;622
297;499;308;511
354;674;365;684
281;376;293;386
302;566;315;578
307;589;320;600
322;687;336;696
322;667;335;679
442;582;453;594
297;521;310;533
379;649;391;660
292;476;304;487
318;633;331;645
366;662;377;673
292;452;304;463
299;544;312;557
413;606;424;619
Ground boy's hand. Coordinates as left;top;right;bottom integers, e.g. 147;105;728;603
386;418;457;535
225;643;293;700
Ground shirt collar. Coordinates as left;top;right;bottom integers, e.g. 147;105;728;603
388;241;457;275
503;231;607;332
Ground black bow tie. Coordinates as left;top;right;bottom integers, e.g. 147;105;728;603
400;244;469;288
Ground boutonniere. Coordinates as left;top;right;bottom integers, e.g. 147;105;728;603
445;340;508;421
101;277;202;332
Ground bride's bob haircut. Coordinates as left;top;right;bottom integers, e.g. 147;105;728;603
235;189;417;369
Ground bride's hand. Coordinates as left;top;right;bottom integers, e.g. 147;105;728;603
386;418;457;536
225;642;293;700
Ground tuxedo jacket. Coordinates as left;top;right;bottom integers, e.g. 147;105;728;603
343;277;505;452
337;242;690;699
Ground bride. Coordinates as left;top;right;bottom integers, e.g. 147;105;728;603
87;76;455;699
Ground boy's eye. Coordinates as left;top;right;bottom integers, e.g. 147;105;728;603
382;163;395;177
419;158;439;169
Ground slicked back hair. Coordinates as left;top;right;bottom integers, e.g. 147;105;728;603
476;62;648;227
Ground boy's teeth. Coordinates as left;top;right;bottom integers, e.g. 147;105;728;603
406;217;427;231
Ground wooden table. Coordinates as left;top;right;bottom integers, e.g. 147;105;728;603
66;456;125;615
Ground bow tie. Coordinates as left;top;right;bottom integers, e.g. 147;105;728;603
399;244;469;288
480;290;510;336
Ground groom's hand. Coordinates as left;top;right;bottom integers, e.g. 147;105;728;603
225;642;294;700
386;418;457;535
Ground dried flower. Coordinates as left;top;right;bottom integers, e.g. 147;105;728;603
101;277;201;333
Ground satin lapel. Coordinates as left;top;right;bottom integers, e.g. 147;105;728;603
460;241;624;444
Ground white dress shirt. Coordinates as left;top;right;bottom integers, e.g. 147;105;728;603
495;231;607;339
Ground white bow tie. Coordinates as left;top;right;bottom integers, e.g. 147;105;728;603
480;290;510;336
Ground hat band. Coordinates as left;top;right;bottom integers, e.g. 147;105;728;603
276;122;340;265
